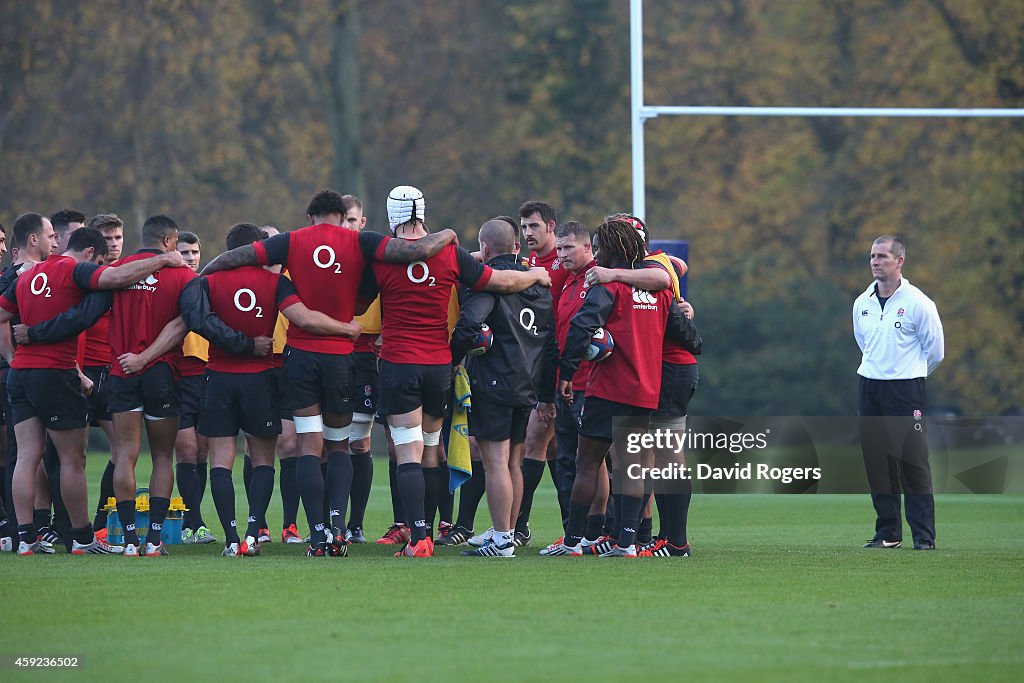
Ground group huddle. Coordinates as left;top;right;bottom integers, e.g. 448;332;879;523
0;187;702;560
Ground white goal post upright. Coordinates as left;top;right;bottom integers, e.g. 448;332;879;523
629;0;1024;222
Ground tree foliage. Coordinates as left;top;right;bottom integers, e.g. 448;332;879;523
0;0;1019;415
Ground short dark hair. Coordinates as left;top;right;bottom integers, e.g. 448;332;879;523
50;209;86;236
518;201;557;225
65;227;108;258
478;219;517;256
86;213;124;233
177;230;200;246
12;212;46;250
141;214;179;246
341;194;362;213
873;235;906;259
226;223;264;250
306;189;347;218
555;220;590;241
493;215;518;232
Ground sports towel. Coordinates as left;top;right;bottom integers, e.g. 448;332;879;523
448;365;473;492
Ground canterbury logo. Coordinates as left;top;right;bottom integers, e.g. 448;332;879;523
632;288;658;305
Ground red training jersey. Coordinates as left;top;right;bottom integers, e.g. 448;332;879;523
203;266;301;373
0;256;106;370
82;311;113;367
107;249;196;378
372;242;492;365
529;247;568;311
555;261;596;392
254;224;390;355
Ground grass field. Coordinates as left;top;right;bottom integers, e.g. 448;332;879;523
2;453;1022;682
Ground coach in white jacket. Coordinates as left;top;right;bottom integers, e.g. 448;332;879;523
853;235;944;551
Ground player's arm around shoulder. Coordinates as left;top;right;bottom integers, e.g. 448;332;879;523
93;250;186;289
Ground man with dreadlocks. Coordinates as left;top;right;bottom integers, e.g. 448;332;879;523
545;219;701;557
586;213;701;557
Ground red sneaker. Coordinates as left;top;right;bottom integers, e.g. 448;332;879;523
376;523;411;545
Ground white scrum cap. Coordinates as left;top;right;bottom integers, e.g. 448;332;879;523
387;185;425;231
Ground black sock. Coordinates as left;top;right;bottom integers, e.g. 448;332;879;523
654;491;667;540
246;466;275;540
33;509;50;531
565;501;590;546
662;483;692;547
210;468;239;545
584;514;606;540
327;452;353;531
388;460;405;524
92;460;116;531
603;483;616;535
517;459;547;533
196;462;208;502
297;455;327;545
437;461;453;525
279;457;299;528
455;463;486;530
348;453;372;529
18;523;37;545
546;458;558;488
243;454;253;493
176;463;203;530
422;466;445;538
616;495;644;548
71;525;94;545
610;493;623;538
146;497;170;546
117;500;138;546
637;517;654;545
320;461;330;526
396;462;426;543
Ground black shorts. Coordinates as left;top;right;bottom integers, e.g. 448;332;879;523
107;362;180;418
272;366;293;421
578;396;652;444
198;369;282;438
654;362;699;417
378;360;450;418
82;365;112;424
178;373;204;429
350;351;379;416
7;368;88;430
469;396;531;444
282;347;353;415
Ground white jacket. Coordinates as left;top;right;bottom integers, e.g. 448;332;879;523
852;277;944;380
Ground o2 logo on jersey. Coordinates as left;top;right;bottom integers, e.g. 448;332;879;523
234;288;264;318
30;272;52;298
519;307;538;335
313;245;342;274
407;261;436;287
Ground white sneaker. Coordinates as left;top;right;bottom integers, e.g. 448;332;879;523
0;537;12;552
460;540;514;557
72;537;124;554
123;543;141;557
599;544;637;558
467;527;495;547
17;539;56;556
222;542;239;557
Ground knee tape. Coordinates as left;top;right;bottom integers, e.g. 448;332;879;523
350;414;374;441
390;425;423;445
422;429;442;447
293;414;323;434
323;424;351;442
649;415;687;432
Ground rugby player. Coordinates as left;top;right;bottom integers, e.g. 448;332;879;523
1;221;187;554
510;200;568;547
199;188;462;557
107;215;196;557
451;219;556;556
174;231;217;544
547;219;700;557
182;222;361;556
365;187;550;558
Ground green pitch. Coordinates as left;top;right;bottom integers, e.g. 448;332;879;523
3;455;1021;683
